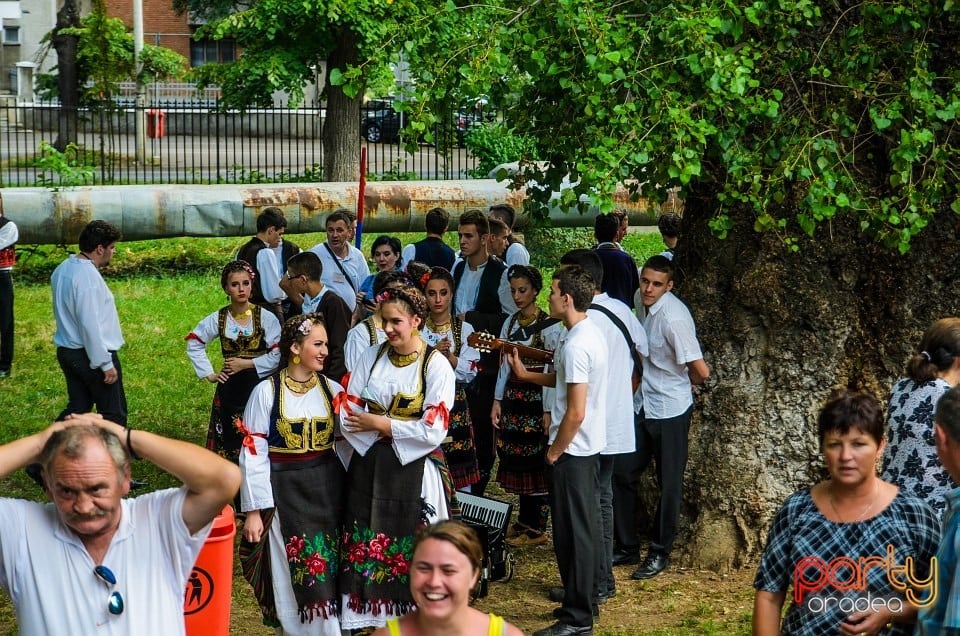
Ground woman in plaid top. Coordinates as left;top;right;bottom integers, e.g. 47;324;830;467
753;390;940;636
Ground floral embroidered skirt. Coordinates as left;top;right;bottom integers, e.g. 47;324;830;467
496;378;549;495
240;453;344;632
340;442;432;629
441;383;480;489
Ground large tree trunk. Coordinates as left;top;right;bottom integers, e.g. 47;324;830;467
322;29;360;182
672;183;960;570
52;0;81;151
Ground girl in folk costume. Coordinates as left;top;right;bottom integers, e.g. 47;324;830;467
344;270;411;373
186;260;281;464
417;266;482;491
491;265;562;546
238;313;346;635
338;285;456;631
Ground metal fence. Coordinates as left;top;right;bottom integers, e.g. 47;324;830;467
0;101;486;187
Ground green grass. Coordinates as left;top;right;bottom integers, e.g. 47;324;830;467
0;227;696;634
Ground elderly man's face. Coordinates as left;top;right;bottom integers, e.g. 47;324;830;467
45;441;129;541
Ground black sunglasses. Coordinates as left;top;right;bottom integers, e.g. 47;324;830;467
94;565;124;616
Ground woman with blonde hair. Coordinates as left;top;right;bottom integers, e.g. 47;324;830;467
882;317;960;518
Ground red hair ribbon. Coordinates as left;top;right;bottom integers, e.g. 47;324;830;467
424;402;450;430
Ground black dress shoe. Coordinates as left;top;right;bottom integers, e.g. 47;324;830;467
532;621;593;636
611;549;640;566
630;552;670;580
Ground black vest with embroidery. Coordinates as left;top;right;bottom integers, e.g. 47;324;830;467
266;370;337;453
218;307;268;359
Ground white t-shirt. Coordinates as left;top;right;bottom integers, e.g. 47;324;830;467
504;242;530;267
309;242;370;311
0;488;211;636
588;294;648;454
550;317;607;456
254;243;289;304
638;291;704;419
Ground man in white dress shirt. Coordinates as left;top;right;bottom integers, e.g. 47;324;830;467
308;209;370;312
620;254;709;580
51;221;128;425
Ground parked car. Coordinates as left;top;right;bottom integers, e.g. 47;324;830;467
361;99;404;143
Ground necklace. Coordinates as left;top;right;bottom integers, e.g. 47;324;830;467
828;479;879;523
517;310;539;326
283;370;318;395
389;341;425;368
231;307;252;320
426;316;451;334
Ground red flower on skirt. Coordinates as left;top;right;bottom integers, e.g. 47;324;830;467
368;533;391;560
306;553;327;576
286;535;305;561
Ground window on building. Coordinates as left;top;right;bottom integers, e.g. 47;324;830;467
2;26;20;45
190;38;236;66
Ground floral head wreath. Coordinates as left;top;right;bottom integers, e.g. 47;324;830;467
296;315;321;336
236;261;256;281
420;271;432;288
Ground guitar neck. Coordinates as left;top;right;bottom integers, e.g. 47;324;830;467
467;332;554;363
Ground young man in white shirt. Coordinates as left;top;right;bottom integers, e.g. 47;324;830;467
618;254;709;580
307;209;370;312
236;206;301;322
51;220;128;425
509;265;608;636
559;249;647;607
488;203;531;266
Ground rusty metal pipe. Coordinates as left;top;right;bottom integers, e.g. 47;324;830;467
0;180;656;245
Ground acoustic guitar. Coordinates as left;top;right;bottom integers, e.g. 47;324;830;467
467;331;554;364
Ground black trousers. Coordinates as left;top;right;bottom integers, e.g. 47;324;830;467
549;453;599;628
594;454;615;596
612;406;691;555
0;271;12;372
56;347;128;426
466;373;497;496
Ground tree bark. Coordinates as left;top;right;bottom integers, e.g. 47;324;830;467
322;28;360;183
52;0;81;151
671;185;960;570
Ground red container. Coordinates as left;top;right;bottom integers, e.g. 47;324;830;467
146;109;166;138
184;505;235;636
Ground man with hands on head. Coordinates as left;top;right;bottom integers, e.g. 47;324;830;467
0;413;241;635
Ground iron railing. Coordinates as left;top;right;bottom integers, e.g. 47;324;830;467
0;101;487;187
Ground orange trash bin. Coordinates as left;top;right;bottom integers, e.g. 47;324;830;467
146;109;166;138
184;505;235;636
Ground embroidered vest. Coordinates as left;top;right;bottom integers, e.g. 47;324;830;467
218;307;267;359
267;370;337;453
368;343;439;420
